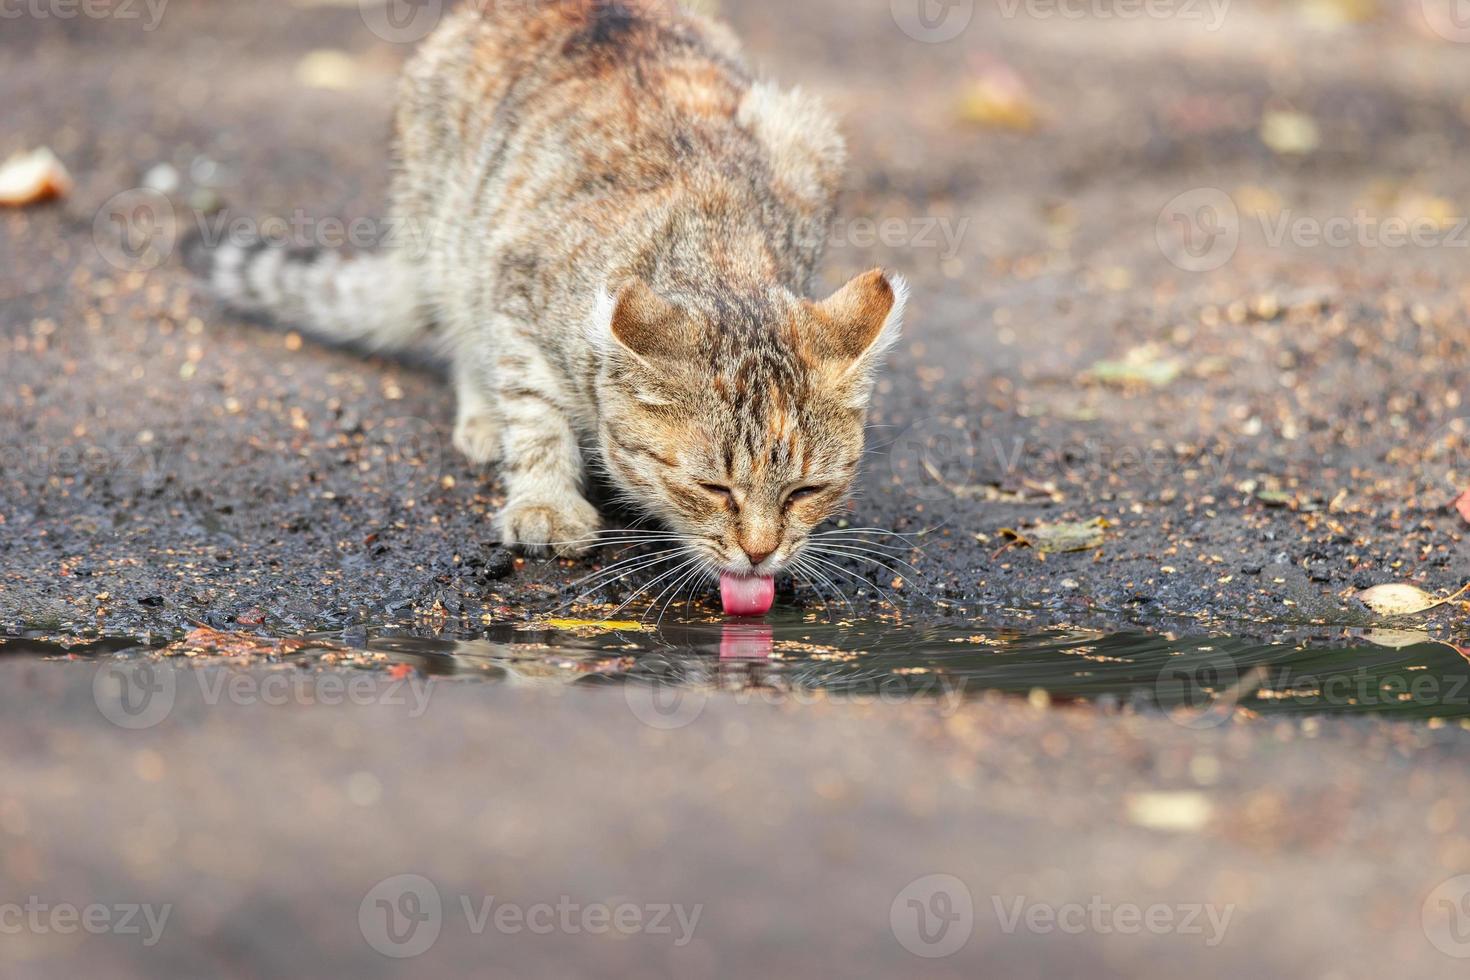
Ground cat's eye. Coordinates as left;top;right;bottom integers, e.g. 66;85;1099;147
784;485;825;508
699;483;735;504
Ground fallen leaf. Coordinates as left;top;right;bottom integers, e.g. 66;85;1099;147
1126;791;1212;832
1255;489;1295;508
1455;489;1470;524
1356;582;1470;618
1085;345;1182;389
1000;517;1110;555
956;64;1041;132
1260;110;1320;155
0;148;72;206
539;618;645;633
387;663;415;680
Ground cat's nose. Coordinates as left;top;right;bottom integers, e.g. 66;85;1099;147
742;545;775;566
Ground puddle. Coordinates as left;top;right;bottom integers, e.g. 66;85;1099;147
7;614;1470;724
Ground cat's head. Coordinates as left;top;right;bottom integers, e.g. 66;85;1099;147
591;269;906;578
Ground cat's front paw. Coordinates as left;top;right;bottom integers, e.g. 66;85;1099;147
496;493;601;557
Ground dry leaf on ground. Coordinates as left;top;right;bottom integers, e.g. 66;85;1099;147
1356;582;1470;618
1000;518;1110;555
1454;489;1470;525
1085;345;1182;389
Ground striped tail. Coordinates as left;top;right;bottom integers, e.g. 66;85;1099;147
183;232;430;353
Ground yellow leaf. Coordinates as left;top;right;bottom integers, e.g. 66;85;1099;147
540;619;645;633
1356;582;1469;617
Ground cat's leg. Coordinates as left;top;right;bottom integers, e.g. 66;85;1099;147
450;357;503;465
490;328;600;556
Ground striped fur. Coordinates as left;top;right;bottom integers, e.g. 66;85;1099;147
189;0;907;571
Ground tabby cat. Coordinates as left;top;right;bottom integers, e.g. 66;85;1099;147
188;0;907;615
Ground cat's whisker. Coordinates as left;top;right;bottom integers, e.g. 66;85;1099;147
806;543;925;577
785;556;834;620
649;560;711;628
606;556;702;620
799;552;905;610
788;555;855;622
810;526;926;543
553;547;690;611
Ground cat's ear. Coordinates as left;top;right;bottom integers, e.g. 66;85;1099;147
806;268;907;385
591;279;700;364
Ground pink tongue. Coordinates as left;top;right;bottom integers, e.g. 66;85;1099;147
720;573;776;617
